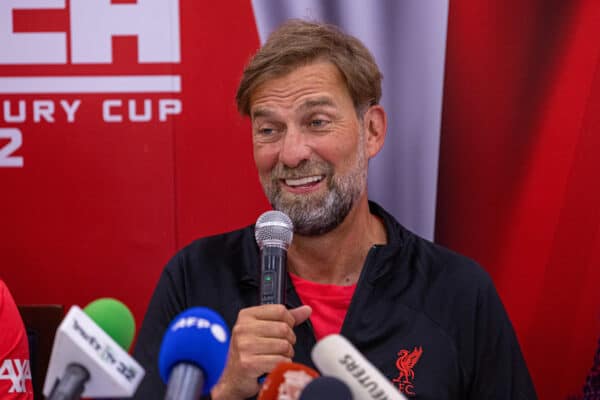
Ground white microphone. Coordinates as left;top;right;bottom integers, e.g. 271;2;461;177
311;334;407;400
43;304;145;399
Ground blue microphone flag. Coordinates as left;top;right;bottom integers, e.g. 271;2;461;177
158;307;230;395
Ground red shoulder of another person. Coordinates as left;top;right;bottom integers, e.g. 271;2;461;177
0;280;34;399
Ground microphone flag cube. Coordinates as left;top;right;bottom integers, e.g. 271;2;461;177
43;305;145;398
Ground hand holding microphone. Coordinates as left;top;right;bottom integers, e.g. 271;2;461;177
211;304;311;400
211;210;311;400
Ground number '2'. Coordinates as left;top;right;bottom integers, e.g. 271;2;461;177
0;128;24;168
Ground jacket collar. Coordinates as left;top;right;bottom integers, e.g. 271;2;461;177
239;200;409;287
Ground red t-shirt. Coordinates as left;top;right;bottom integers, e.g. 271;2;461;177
0;280;33;399
289;273;356;341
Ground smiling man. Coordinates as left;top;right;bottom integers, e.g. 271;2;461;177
132;20;537;400
248;61;380;240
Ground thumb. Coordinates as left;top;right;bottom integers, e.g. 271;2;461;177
289;305;312;326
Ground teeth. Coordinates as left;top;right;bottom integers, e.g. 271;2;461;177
284;176;323;187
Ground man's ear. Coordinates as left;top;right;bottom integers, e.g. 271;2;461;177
363;105;387;159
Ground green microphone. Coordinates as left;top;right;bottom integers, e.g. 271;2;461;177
83;298;136;351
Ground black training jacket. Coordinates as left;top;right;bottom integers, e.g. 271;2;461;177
132;202;537;399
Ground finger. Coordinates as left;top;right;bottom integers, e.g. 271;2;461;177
233;319;296;344
237;354;293;378
236;336;294;358
289;305;312;326
240;304;296;327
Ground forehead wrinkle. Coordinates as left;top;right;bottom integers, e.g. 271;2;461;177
250;87;308;119
250;63;347;118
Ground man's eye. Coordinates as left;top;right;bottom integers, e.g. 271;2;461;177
310;119;329;128
258;128;275;135
254;126;281;142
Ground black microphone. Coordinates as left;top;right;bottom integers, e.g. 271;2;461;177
299;376;353;399
255;210;294;304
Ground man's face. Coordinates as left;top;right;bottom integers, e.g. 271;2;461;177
249;61;368;236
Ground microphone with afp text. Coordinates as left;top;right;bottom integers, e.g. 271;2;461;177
158;307;230;400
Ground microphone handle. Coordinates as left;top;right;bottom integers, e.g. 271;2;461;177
47;363;90;400
165;363;205;400
260;246;287;304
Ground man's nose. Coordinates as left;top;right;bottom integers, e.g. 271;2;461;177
278;126;311;168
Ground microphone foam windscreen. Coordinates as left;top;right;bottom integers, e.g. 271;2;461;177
158;307;230;395
83;298;135;351
258;362;319;400
255;210;293;248
299;376;353;400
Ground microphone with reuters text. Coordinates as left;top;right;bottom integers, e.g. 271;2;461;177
257;362;320;400
43;298;145;400
255;210;293;305
158;307;230;400
311;334;407;400
299;376;353;400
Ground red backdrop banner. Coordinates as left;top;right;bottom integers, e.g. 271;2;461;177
3;1;600;399
0;0;267;328
438;1;600;398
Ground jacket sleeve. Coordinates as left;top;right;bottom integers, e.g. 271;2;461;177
468;279;537;399
131;254;192;399
129;252;243;400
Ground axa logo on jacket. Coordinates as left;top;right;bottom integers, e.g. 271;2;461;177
0;358;32;393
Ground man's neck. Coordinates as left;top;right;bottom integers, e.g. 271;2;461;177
287;197;387;286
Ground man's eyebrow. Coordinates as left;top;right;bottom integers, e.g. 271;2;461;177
299;97;336;111
251;108;274;120
251;97;336;119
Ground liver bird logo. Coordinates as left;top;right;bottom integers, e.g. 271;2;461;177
392;346;423;396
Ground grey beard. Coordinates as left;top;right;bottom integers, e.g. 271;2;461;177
262;155;367;236
271;178;357;236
